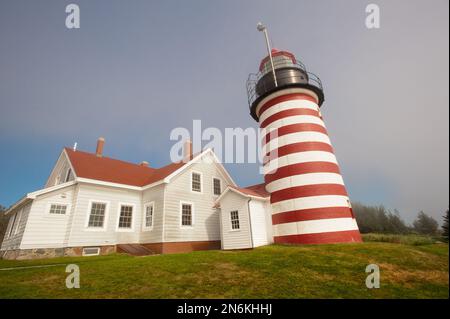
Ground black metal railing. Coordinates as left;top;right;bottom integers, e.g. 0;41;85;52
246;60;323;110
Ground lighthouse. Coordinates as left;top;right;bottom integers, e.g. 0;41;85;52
247;25;362;244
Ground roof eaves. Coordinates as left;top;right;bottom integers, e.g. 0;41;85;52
76;178;143;191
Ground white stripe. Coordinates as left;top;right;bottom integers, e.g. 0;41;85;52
266;173;344;193
255;88;320;118
273;218;358;236
259;100;319;123
263;151;338;174
271;195;350;215
262;131;331;155
264;115;325;132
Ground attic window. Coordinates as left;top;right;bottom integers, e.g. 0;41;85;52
65;168;72;182
49;204;67;215
213;178;221;195
191;172;202;192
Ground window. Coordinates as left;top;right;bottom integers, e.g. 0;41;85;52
230;210;240;230
13;209;23;235
7;213;17;238
88;202;107;228
144;203;154;228
49;204;67;215
181;203;193;226
65;168;72;182
118;205;133;229
191;172;202;192
213;178;221;196
82;247;100;256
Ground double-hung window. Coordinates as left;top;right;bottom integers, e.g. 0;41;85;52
230;210;240;230
144;203;154;229
88;202;107;228
181;203;193;227
213;178;221;196
191;172;202;192
118;205;133;229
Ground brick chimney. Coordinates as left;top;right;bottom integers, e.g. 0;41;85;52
139;161;149;167
183;139;192;162
95;137;105;157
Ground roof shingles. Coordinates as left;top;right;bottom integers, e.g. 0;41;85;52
65;148;185;187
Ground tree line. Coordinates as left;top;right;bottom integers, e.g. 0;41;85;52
352;202;448;239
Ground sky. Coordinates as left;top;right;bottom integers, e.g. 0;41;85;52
0;0;448;223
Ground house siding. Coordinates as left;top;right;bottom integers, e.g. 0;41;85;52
249;199;273;247
219;191;253;250
139;184;165;244
65;183;142;247
1;202;32;251
163;153;232;243
20;186;75;249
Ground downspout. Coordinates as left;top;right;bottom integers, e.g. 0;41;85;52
247;198;254;249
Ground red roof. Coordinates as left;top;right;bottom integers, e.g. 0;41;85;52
258;49;297;72
230;183;269;198
65;148;185;187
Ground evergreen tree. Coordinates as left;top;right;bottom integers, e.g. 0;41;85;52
413;211;439;235
442;209;449;242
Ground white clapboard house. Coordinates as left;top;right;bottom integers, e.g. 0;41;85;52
1;138;272;259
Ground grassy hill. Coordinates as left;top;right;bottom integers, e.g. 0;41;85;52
0;239;448;298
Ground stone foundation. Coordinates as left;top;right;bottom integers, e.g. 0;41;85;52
0;245;116;260
0;241;220;260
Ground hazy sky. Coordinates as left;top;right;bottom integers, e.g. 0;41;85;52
0;0;448;223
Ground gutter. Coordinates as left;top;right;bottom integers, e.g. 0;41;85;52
247;198;255;249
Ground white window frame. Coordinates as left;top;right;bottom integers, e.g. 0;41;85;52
84;200;110;231
229;210;240;232
212;177;222;196
179;201;194;228
46;202;70;217
142;201;155;231
190;171;203;194
82;247;101;256
116;202;136;232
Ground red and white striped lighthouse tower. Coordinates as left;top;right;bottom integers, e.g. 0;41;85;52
247;27;362;244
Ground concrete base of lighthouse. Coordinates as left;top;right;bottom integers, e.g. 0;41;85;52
274;229;362;245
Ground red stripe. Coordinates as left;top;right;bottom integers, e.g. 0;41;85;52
263;123;328;145
265;142;334;159
265;162;341;185
261;108;319;128
274;230;362;245
272;207;353;224
270;184;348;204
257;93;317;118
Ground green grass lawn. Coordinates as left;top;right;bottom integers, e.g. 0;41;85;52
0;241;448;299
